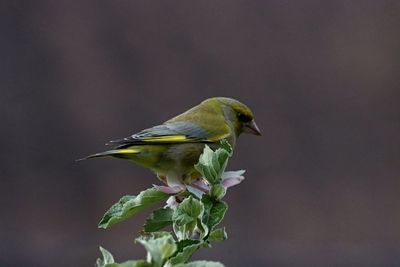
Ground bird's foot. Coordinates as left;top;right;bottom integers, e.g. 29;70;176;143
157;175;168;185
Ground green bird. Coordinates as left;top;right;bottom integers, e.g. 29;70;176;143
79;97;261;187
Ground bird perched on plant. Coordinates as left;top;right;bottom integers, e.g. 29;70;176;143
78;97;261;187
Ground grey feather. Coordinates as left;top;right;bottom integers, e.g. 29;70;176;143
108;121;211;146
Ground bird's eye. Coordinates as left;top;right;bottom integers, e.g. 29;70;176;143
237;112;251;122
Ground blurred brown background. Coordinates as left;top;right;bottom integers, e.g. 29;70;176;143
1;1;400;266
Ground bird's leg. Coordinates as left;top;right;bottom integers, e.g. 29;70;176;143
153;174;184;195
182;174;194;185
157;174;168;185
166;174;185;189
165;175;186;207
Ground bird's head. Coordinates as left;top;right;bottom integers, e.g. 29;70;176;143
215;97;262;136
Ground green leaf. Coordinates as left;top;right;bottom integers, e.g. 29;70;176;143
219;139;233;155
98;188;169;229
169;240;203;265
144;207;173;232
175;239;201;251
95;247;152;267
109;260;152;267
96;246;115;267
175;261;225;267
172;196;208;240
195;146;218;184
201;196;228;231
210;184;226;200
208;202;228;230
136;232;177;267
194;141;233;185
208;228;227;242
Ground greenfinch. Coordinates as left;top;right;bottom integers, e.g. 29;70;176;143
79;97;261;187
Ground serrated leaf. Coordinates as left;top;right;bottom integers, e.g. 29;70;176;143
109;260;152;267
95;246;152;267
169;240;202;265
175;261;225;267
195;146;218;184
194;141;233;185
219;139;232;155
96;247;115;267
201;196;228;231
172;196;208;240
98;188;169;229
144;207;173;232
210;185;226;200
136;232;177;267
208;228;227;242
208;202;227;230
175;239;201;252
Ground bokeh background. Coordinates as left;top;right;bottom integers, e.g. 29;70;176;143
2;1;400;266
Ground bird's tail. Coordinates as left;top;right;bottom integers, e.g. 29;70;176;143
76;148;140;161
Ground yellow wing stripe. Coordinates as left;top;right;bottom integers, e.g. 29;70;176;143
141;135;188;142
141;133;230;143
136;132;230;144
115;149;140;154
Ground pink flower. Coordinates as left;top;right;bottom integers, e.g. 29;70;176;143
153;170;246;199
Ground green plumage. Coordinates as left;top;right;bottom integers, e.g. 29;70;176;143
80;97;261;186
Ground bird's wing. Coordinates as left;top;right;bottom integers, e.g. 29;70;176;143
109;121;231;146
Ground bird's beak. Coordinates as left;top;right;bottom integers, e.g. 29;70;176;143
243;120;262;136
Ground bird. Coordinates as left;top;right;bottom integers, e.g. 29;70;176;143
78;97;261;187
